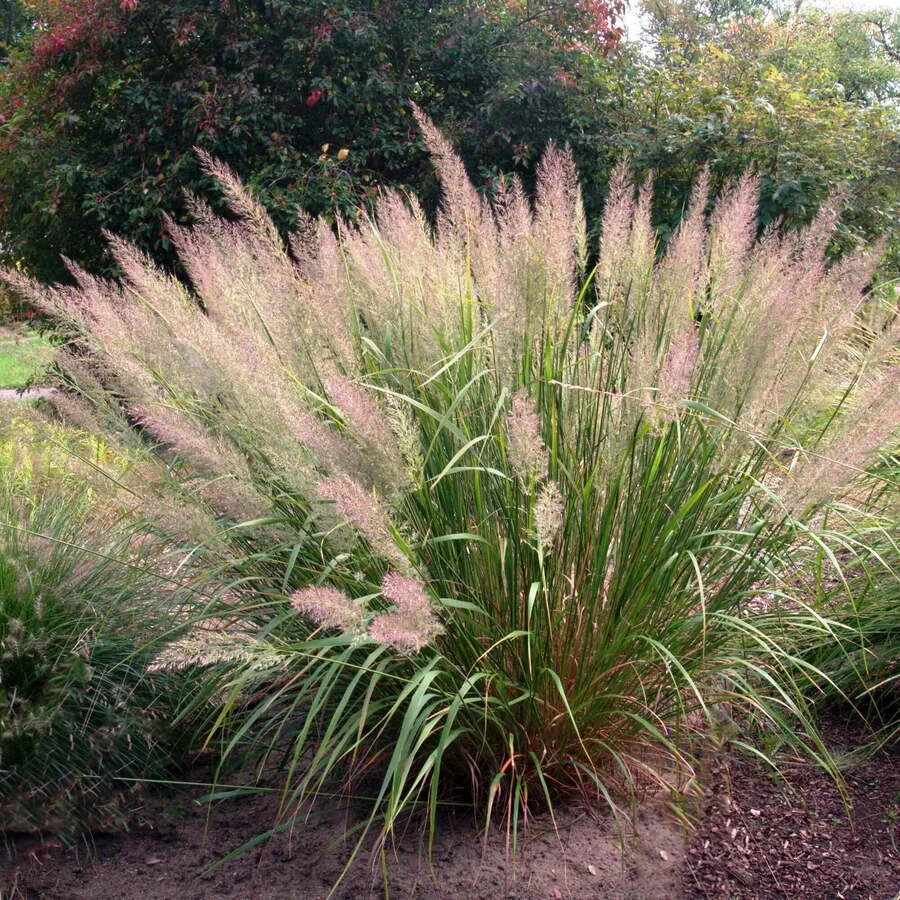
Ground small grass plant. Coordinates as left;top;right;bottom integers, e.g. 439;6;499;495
792;502;899;751
0;410;207;837
4;112;897;883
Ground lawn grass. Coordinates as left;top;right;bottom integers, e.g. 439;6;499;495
0;332;54;388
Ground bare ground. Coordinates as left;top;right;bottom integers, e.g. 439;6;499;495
2;719;897;899
2;785;685;899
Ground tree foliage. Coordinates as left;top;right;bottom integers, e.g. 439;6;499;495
0;0;623;280
0;0;29;62
0;0;897;281
612;10;900;252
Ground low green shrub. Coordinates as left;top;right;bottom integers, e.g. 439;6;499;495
5;115;897;879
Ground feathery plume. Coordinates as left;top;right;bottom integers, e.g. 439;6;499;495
784;365;900;512
384;393;425;485
534;141;583;318
708;172;759;301
657;326;700;413
325;374;395;451
534;481;564;550
317;473;404;564
506;390;547;483
132;403;270;522
195;147;288;258
291;585;363;632
629;175;656;279
382;571;431;616
656;167;709;321
367;612;442;654
596;162;635;295
365;571;443;653
149;628;284;674
411;103;486;245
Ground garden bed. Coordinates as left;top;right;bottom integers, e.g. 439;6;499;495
2;717;897;899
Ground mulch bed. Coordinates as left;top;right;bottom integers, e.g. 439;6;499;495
683;716;899;899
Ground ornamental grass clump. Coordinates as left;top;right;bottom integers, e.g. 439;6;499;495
5;110;898;871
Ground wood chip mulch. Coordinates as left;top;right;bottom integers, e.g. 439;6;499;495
683;718;899;900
